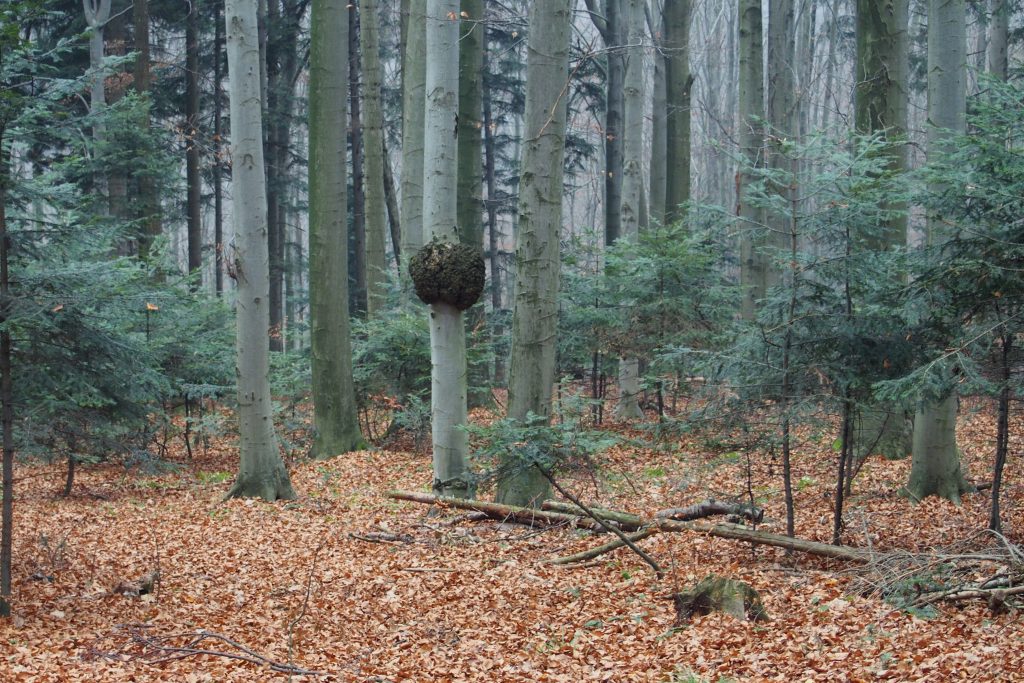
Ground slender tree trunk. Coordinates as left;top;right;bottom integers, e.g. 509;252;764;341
737;0;766;320
907;0;970;504
648;0;667;226
424;0;471;499
349;5;367;316
382;139;402;270
186;0;203;286
83;0;112;200
400;0;426;286
0;137;14;618
987;0;1008;80
223;0;296;500
134;0;162;262
214;1;226;296
495;0;572;507
308;0;364;459
989;331;1011;531
587;0;626;246
663;0;691;223
360;0;388;317
483;44;505;386
614;0;646;422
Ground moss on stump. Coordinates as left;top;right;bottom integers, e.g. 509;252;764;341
408;239;485;311
673;575;768;624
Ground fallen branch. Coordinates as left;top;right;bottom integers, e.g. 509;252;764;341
913;584;1024;610
386;490;610;532
655;500;764;524
388;490;869;563
548;529;659;565
349;532;415;544
541;501;641;529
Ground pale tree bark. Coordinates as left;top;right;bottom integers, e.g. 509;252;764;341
765;0;796;289
648;0;667;226
495;0;573;507
614;0;646;422
907;0;971;504
308;0;364;459
83;0;111;199
186;0;203;285
852;0;912;463
134;0;163;263
737;0;766;321
987;0;1008;80
360;0;388;317
424;0;471;498
400;0;426;292
349;7;366;315
224;0;296;500
663;0;691;223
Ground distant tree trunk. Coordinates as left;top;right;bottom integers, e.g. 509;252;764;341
223;0;296;500
83;0;112;199
400;0;426;286
737;0;766;321
360;0;388;317
134;0;162;263
495;0;572;507
424;0;471;499
186;0;203;286
648;0;667;226
614;0;646;422
987;0;1008;80
214;1;226;295
663;0;691;223
308;0;364;459
989;331;1011;531
765;0;795;290
483;41;506;386
349;4;367;316
907;0;970;504
382;139;402;270
0;137;14;618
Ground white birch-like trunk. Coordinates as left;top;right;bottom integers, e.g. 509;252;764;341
424;0;470;498
614;0;646;422
224;0;295;500
360;0;388;317
400;0;426;276
907;0;970;503
495;0;573;507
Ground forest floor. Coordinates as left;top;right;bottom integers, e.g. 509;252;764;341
1;395;1022;682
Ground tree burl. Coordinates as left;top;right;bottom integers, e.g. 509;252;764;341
409;239;485;311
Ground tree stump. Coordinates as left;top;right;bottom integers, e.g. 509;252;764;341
673;575;768;624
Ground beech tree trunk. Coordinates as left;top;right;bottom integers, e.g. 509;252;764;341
494;0;572;507
308;0;364;459
907;0;970;504
737;0;766;320
648;0;667;225
614;0;646;422
987;0;1008;80
424;0;471;499
360;0;387;317
133;0;162;263
83;0;111;200
224;0;296;500
0;140;14;617
400;0;426;287
663;0;691;223
185;0;203;285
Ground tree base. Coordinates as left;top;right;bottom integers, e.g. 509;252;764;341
673;575;768;624
224;470;297;502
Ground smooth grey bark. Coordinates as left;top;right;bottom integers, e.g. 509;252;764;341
424;0;471;498
224;0;296;500
495;0;572;507
83;0;111;200
737;0;766;320
663;0;691;223
308;0;364;459
614;0;646;422
907;0;971;504
765;0;796;292
186;0;203;285
349;7;367;315
852;0;912;464
133;0;162;263
360;0;388;317
648;0;667;225
987;0;1008;80
401;0;426;266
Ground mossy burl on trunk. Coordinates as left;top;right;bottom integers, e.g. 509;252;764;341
408;239;485;311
